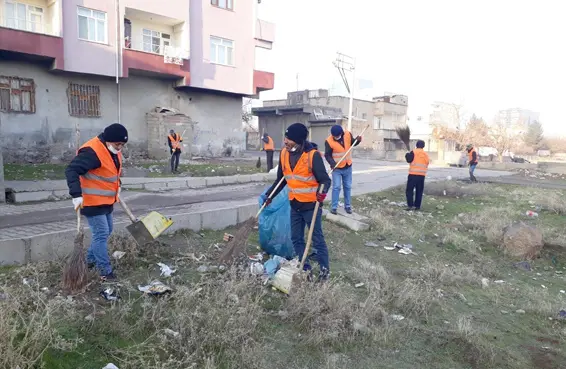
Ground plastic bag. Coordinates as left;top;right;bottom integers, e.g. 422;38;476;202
258;187;294;258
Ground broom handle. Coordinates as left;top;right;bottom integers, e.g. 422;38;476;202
256;175;286;218
300;183;325;270
169;129;187;167
330;125;369;173
76;208;81;233
117;195;138;223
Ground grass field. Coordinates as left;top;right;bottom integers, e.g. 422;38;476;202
1;181;565;369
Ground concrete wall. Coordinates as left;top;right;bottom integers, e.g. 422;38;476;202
146;113;193;159
0;60;245;162
0;122;4;203
258;113;310;150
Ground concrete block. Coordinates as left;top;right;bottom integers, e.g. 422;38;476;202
236;175;252;184
13;191;52;203
249;173;265;182
201;208;238;230
167;212;202;232
186;178;206;189
52;190;71;199
326;213;370;232
167;181;188;189
237;203;258;223
222;176;239;185
335;209;370;222
205;177;224;187
0;238;26;264
123;183;144;190
30;230;76;262
144;182;167;191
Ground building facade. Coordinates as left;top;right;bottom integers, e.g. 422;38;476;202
372;94;409;152
495;108;540;135
0;0;275;163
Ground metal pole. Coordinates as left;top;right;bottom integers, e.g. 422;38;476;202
347;58;355;131
115;0;121;123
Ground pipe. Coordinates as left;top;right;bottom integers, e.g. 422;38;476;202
115;0;121;123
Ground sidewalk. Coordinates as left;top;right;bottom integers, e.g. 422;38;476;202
5;172;276;203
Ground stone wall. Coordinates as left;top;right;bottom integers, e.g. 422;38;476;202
146;112;194;159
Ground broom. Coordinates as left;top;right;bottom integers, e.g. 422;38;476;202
62;209;88;293
396;125;411;151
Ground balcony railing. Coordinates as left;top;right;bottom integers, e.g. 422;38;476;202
1;17;59;36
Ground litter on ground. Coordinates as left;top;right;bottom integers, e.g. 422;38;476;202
102;364;119;369
138;281;172;296
157;262;176;277
112;251;126;260
100;288;120;301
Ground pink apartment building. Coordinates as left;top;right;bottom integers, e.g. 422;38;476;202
0;0;275;162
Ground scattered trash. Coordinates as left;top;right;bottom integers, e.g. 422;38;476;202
525;210;539;218
513;261;532;271
354;283;365;288
390;314;405;321
196;265;225;273
100;288;120;301
164;328;180;338
384;245;396;251
103;364;119;369
515;309;526;314
112;251;126;260
559;310;566;319
264;256;287;278
541;285;547;289
446;175;452;181
223;233;234;242
157;262;176;277
197;265;209;273
398;248;412;255
41;287;49;292
501;310;509;315
250;262;264;276
436;205;445;210
494;280;505;284
365;241;379;247
22;278;30;285
443;190;447;196
560;290;565;294
248;253;264;262
481;278;489;288
138;281;172;296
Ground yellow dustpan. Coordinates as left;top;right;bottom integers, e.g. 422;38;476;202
118;196;174;245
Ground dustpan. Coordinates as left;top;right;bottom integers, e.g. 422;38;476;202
118;196;173;245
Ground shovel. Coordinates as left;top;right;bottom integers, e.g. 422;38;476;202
118;195;174;246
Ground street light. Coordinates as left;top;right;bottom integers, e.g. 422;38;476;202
333;52;355;131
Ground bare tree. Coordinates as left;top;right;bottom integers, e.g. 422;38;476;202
488;120;522;162
242;98;257;132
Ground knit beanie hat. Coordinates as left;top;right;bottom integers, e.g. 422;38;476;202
330;125;344;137
103;123;129;143
285;123;309;144
416;140;425;148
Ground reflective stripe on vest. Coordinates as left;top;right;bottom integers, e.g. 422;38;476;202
264;136;274;151
326;131;352;168
169;134;181;149
281;148;319;202
79;136;122;207
409;148;429;176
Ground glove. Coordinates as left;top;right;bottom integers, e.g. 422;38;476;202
316;193;326;203
330;164;335;170
72;197;83;210
118;187;122;196
355;136;362;143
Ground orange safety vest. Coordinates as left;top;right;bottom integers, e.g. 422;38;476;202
169;134;181;150
79;137;122;207
326;131;352;168
408;148;430;176
264;136;274;151
280;148;319;203
468;148;477;164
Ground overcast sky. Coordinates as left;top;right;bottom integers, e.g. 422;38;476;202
255;0;565;135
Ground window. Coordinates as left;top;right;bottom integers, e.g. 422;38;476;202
67;83;101;118
362;113;367;120
5;1;44;33
142;29;171;54
373;116;381;130
210;36;234;66
211;0;233;10
0;76;35;113
77;7;107;43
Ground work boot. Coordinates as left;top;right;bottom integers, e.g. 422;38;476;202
405;207;414;211
330;209;338;215
345;207;352;214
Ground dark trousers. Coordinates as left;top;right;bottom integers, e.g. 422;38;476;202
266;150;274;172
290;206;329;277
171;151;181;171
406;174;425;209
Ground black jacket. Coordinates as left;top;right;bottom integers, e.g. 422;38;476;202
467;149;478;165
266;141;331;212
65;134;121;217
168;133;183;153
324;133;360;169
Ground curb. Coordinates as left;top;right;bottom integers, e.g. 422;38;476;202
7;173;276;203
0;201;258;265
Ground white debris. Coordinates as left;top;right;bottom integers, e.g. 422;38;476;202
250;262;264;276
103;364;119;369
494;280;505;284
157;263;176;277
390;314;405;321
560;290;565;294
446;175;452;181
112;251;126;260
541;285;547;289
354;283;365;288
384;246;396;251
164;328;180;338
481;278;489;288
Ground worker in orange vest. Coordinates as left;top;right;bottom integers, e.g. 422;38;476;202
262;132;275;172
466;144;478;182
263;123;332;280
324;125;361;214
65;123;128;281
404;140;430;211
168;129;183;173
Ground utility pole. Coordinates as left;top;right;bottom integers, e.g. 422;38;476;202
296;73;299;91
333;52;355;131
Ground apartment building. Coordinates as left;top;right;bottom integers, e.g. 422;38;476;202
496;108;540;135
372;94;409;152
0;0;275;162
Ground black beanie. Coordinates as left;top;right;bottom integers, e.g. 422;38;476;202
103;123;128;143
285;123;308;144
416;140;425;148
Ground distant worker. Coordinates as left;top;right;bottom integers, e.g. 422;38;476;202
168;129;183;173
65;123;128;281
405;140;430;211
466;144;478;182
324;125;361;215
262;132;275;172
263;123;332;281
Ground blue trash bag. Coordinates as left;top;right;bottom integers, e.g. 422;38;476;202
257;187;294;258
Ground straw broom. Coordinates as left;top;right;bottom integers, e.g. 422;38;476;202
395;125;411;151
62;209;88;293
218;124;370;265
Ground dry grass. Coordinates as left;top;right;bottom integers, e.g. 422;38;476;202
456;206;515;246
535;191;566;215
424;180;492;198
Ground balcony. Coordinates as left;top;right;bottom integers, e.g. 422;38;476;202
255;19;274;50
253;70;274;95
0;0;63;69
122;8;189;85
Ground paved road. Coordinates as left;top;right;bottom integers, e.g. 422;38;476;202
0;160;513;232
